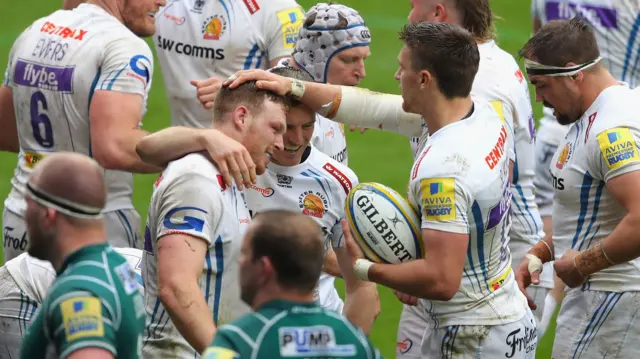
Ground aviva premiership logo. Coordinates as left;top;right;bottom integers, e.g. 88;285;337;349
420;178;455;221
597;127;639;170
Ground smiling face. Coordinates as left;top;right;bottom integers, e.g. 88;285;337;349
120;0;165;37
270;105;316;166
240;100;287;175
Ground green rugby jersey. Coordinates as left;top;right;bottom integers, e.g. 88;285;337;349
202;300;383;359
20;244;145;359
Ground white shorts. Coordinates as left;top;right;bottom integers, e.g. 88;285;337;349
2;208;141;262
314;273;344;313
396;302;432;358
552;289;640;359
0;266;39;358
421;309;537;359
526;285;549;328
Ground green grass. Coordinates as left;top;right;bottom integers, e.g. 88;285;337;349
0;1;554;357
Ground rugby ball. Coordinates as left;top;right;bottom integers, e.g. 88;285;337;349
345;182;423;264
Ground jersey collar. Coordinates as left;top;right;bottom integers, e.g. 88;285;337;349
58;243;110;274
259;299;318;311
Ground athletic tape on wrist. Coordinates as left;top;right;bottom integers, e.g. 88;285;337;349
353;259;373;281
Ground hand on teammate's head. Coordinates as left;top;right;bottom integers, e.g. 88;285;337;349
224;70;292;97
190;78;223;110
200;129;256;190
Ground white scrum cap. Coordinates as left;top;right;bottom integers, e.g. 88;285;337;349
291;3;371;83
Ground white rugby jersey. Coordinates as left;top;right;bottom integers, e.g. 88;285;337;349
550;84;640;292
312;114;348;166
2;3;152;217
408;101;528;327
142;153;251;358
471;40;546;276
5;248;144;304
246;146;357;309
154;0;304;128
532;0;640;87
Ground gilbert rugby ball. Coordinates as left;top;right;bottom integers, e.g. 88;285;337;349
345;182;423;264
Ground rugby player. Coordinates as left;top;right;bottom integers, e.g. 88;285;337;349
18;152;145;359
223;21;537;358
0;0;166;261
0;248;143;358
153;0;304;129
530;0;640;334
140;81;288;357
134;67;379;333
202;211;382;359
516;16;640;358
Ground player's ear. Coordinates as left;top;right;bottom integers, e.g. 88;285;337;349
232;106;249;131
419;70;432;90
434;3;447;21
260;257;276;282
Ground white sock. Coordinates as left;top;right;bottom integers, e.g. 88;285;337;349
539;293;558;338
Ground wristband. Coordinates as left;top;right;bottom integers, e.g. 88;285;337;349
600;242;616;266
525;254;543;274
290;79;305;100
574;255;587;279
353;259;373;281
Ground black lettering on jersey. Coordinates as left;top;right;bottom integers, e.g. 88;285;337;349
551;173;564;190
331;148;347;164
356;195;412;262
504;320;537;358
156;36;225;60
32;37;68;62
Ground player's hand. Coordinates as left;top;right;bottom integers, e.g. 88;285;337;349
554;249;587;288
515;256;539;310
349;126;368;134
341;220;365;265
224;70;292;96
190;78;222;110
393;290;419;306
198;129;256;190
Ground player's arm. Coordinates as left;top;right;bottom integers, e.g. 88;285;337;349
202;328;242;359
136;127;256;189
155;173;223;353
224;69;425;137
348;177;472;300
0;84;17;152
89;39;161;173
322;247;342;278
263;2;304;67
48;291;118;359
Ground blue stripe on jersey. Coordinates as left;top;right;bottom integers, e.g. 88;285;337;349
471;202;490;292
106;63;129;90
440;326;452;358
513;148;520;184
213;236;224;325
573;292;622;359
578;179;604;251
143;299;162;346
514;183;539;234
218;0;232;26
256;51;266;69
87;69;101;157
622;13;640;82
22;294;30;332
301;170;331;205
307;168;334;204
243;44;260;69
116;210;135;247
204;248;213;317
571;173;593;249
18;292;25;335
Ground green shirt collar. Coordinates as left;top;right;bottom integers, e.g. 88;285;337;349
58;243;109;274
258;299;318;311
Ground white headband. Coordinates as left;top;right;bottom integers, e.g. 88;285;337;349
524;57;602;77
292;3;371;83
26;182;103;219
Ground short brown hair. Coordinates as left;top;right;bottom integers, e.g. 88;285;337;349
268;66;314;107
250;210;325;293
452;0;495;41
399;22;479;99
519;15;600;67
213;81;291;121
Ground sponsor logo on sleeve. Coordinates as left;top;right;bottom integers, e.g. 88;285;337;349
276;7;305;49
127;54;151;88
163;207;207;233
322;163;352;195
279;326;356;357
598;127;640;170
61;296;104;341
420;178;455;221
485;125;508;170
243;0;260;14
396;338;413;354
202;347;240;359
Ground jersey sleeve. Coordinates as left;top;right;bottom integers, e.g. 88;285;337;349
94;36;153;97
411;175;473;234
155;172;224;245
203;326;242;358
589;126;640;182
263;2;305;60
48;292;117;359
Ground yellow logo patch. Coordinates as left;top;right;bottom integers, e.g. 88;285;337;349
23;152;46;169
61;296;104;341
420;178;456;221
202;347;239;359
277;7;304;49
489;266;512;292
597;127;639;170
490;101;505;124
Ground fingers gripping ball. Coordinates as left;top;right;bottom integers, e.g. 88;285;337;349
345;182;423;264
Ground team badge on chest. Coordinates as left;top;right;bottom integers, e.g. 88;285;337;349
202;14;227;40
298;191;328;218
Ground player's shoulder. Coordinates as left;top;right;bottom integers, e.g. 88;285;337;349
257;0;304;14
589;85;640;136
310;147;358;196
160;153;223;186
475;41;526;97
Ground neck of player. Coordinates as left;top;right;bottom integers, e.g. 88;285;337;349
423;95;474;136
86;0;124;23
52;224;107;272
577;68;620;118
250;286;315;310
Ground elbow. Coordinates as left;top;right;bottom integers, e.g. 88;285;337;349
92;141;129;170
135;137;159;166
428;277;460;301
157;277;181;308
